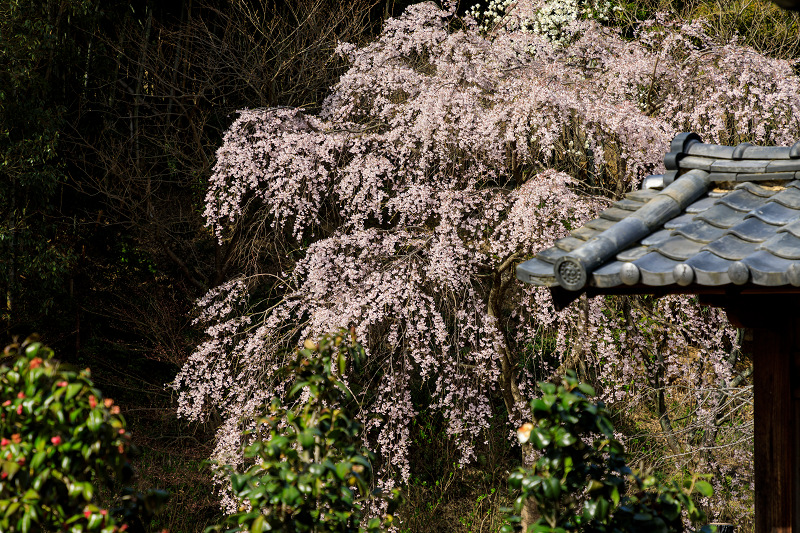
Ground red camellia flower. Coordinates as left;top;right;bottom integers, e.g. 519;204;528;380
89;395;97;409
84;510;91;518
11;434;21;444
2;400;11;406
16;405;22;415
0;438;8;446
16;392;24;399
50;435;62;446
28;357;42;369
57;381;68;387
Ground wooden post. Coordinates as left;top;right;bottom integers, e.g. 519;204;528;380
751;320;799;533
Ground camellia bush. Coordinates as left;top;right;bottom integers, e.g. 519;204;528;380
173;0;787;521
505;372;712;532
207;330;397;533
0;336;166;532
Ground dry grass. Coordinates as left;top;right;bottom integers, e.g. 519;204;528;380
615;0;800;59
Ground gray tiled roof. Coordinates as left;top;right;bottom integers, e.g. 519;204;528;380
517;133;800;298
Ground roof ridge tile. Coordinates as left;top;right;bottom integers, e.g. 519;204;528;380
516;133;800;297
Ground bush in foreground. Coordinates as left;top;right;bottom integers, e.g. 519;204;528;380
504;371;712;532
0;336;166;533
207;330;398;533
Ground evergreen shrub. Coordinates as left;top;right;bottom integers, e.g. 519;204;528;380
0;336;166;533
504;371;713;532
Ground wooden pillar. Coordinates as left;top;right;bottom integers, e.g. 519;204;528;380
751;319;800;533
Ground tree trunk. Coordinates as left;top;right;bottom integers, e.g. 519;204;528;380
488;264;540;530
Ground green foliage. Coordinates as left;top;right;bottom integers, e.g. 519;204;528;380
0;336;167;532
502;372;712;533
207;331;398;533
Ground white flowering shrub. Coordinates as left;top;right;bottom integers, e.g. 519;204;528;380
468;0;616;43
172;1;800;524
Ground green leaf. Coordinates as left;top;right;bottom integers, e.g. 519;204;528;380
554;428;577;447
87;409;103;432
541;477;561;500
530;399;550;414
694;480;713;497
288;382;306;398
32;468;50;491
19;509;31;533
594;496;610;520
520;476;539;492
250;515;266;532
4;501;20;518
333;380;350;398
529;428;551;448
30;451;46;470
81;482;94;501
335;462;350;480
231;473;248;493
539;383;556;395
299;430;315;449
560;392;580;408
65;382;82;401
281;485;300;505
88;513;104;529
49;402;64;424
563;455;573;475
25;342;42;357
351;455;370;468
2;461;20;479
596;416;614;437
68;482;83;499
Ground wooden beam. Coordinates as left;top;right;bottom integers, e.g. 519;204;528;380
751;322;799;532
